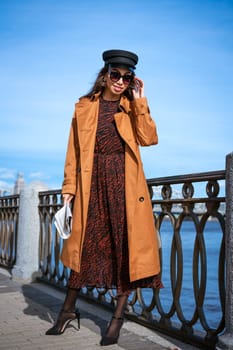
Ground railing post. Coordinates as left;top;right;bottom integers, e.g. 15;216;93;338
12;182;48;281
216;152;233;350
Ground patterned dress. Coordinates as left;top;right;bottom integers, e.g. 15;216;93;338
69;97;162;295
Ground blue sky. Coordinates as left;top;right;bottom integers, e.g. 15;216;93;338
0;0;232;193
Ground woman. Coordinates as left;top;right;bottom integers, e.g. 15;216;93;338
46;49;162;346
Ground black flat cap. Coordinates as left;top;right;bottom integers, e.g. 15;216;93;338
102;49;138;69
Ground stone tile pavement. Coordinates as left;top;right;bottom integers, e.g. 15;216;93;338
0;268;199;350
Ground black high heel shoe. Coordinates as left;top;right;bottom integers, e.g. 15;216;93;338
100;316;124;346
45;309;80;335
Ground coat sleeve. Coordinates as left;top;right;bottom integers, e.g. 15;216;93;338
61;114;80;195
130;97;158;146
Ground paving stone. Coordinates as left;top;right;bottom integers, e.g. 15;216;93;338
0;269;199;350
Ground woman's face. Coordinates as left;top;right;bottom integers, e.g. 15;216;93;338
103;67;134;99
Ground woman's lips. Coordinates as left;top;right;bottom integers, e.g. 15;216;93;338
113;85;123;93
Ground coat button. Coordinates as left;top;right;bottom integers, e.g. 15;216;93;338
139;196;144;202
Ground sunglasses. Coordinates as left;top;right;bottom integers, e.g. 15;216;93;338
109;70;134;85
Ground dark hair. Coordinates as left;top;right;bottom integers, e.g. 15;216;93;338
81;66;135;101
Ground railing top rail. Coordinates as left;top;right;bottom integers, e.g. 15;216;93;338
147;170;225;186
38;189;61;196
0;194;20;200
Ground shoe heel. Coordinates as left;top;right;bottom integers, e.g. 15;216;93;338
76;311;80;329
45;308;81;335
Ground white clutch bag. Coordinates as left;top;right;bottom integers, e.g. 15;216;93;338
54;204;72;239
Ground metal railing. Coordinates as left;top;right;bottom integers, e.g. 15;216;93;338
37;170;226;349
147;170;225;349
0;169;227;349
0;195;19;268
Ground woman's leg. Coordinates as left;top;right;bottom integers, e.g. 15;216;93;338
45;287;80;335
62;287;79;311
114;294;128;318
100;294;128;345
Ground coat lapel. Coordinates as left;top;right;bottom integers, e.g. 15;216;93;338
114;111;139;162
75;98;99;230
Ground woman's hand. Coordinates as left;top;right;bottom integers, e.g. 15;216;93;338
132;77;144;99
63;193;74;205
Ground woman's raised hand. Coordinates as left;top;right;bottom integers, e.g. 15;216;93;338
132;77;144;99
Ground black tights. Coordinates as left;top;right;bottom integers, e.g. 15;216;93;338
62;288;79;311
62;287;128;315
104;294;127;338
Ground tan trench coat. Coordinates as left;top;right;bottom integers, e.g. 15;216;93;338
61;93;161;282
